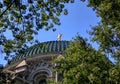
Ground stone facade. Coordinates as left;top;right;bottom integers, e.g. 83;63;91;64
4;54;60;84
4;41;69;84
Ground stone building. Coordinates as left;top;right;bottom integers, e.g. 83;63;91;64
4;40;69;84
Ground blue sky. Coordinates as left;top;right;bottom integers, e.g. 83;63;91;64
35;1;100;42
0;0;100;65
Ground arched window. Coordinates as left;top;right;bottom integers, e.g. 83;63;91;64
33;71;49;84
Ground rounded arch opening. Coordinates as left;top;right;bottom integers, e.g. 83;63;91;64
29;68;52;80
28;67;53;84
33;71;48;84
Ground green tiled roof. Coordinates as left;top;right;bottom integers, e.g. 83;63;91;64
12;41;69;62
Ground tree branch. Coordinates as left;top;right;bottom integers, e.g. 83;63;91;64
0;1;14;18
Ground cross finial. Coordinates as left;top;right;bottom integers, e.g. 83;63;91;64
57;33;62;41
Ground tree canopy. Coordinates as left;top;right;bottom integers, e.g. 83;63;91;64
0;0;74;59
85;0;120;61
0;65;15;84
54;35;120;84
87;0;120;82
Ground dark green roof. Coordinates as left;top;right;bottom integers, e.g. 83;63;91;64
12;41;69;62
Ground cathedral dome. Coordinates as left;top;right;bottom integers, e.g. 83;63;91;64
5;40;70;84
12;41;70;62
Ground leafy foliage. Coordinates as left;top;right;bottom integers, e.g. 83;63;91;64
0;0;74;59
81;1;120;82
82;0;120;61
0;65;15;84
54;35;118;84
